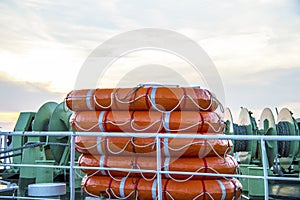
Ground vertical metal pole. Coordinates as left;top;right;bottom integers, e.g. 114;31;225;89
70;132;76;200
156;135;162;200
4;135;9;168
2;135;6;169
261;138;269;200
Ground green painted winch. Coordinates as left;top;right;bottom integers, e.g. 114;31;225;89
1;101;83;198
1;101;299;199
224;107;300;199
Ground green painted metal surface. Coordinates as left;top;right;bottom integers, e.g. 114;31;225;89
19;137;43;179
12;112;35;164
248;166;265;198
239;164;257;192
14;112;35;132
48;102;72;164
257;108;278;169
277;108;299;169
32;102;58;143
248;114;258;159
35;160;55;183
17;102;58;196
264;125;277;168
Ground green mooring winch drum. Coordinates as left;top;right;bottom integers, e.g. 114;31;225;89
258;108;277;167
276;108;299;169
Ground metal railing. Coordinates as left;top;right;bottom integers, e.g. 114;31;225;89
0;131;300;200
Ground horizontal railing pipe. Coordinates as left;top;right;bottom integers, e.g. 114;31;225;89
0;131;299;199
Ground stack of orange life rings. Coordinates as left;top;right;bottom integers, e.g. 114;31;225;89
66;85;242;199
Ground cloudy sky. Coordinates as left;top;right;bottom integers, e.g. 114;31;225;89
0;0;300;131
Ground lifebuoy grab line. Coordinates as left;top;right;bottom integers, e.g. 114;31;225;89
65;86;224;113
78;154;238;182
82;176;242;200
74;136;232;158
71;111;224;133
72;116;223;133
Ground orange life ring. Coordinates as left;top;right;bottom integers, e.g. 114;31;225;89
79;154;238;180
66;87;220;112
70;111;224;133
75;135;232;157
82;175;242;200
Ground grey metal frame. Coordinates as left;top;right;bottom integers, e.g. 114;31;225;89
0;131;299;200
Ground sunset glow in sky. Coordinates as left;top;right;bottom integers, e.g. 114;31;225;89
1;0;300;130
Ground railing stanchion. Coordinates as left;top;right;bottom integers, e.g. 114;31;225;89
70;131;76;200
261;138;269;200
156;135;163;200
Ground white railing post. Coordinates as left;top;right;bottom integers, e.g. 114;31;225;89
69;132;76;200
156;135;163;200
260;138;269;200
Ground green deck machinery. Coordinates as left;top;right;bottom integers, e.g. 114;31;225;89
1;101;82;197
224;107;259;164
224;107;300;199
276;108;300;170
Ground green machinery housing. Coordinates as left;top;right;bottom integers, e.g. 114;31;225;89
224;107;300;199
2;102;300;199
1;101;82;197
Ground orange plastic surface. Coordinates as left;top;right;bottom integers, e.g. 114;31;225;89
82;175;242;200
70;111;224;133
75;135;232;157
79;154;238;180
66;87;220;112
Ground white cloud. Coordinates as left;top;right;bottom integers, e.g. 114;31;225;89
0;0;299;129
0;71;64;112
97;50;209;88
